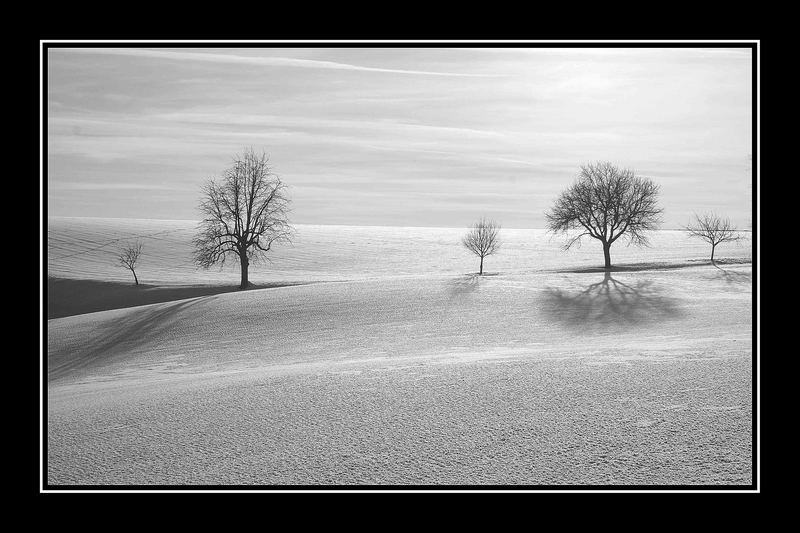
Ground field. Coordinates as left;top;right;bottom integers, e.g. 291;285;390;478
46;217;754;486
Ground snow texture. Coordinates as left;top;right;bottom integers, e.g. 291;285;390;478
47;217;753;485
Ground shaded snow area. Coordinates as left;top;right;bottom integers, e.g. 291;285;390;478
47;258;753;485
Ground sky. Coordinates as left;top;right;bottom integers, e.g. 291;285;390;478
46;46;754;229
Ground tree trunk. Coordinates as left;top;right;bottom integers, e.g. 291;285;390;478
479;255;484;275
240;253;249;289
602;242;612;269
711;243;716;263
131;269;138;286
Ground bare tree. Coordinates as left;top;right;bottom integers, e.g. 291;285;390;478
685;212;742;263
461;217;501;275
193;148;293;289
545;162;663;269
117;241;143;285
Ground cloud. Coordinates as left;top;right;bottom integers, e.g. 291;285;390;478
46;47;753;228
49;181;184;191
54;48;505;78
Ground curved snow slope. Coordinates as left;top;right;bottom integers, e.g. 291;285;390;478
48;265;753;485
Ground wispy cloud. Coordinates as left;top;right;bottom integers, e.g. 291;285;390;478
46;47;753;227
55;48;505;78
49;181;184;191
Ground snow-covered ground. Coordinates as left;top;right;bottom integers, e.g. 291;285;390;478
47;216;751;284
46;217;754;486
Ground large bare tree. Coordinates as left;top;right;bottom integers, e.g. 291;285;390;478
461;217;501;275
685;212;742;263
545;162;663;269
117;241;143;285
193;148;292;289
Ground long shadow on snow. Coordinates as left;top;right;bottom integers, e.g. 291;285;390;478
556;258;751;274
446;273;482;296
709;263;752;285
48;298;203;383
47;277;309;319
445;272;502;296
541;271;684;329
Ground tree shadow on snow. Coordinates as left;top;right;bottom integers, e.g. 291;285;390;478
446;272;499;296
446;273;483;296
710;263;752;285
48;298;203;382
541;271;685;329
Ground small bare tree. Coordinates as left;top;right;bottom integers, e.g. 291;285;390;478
545;161;663;269
193;148;293;289
685;212;742;263
462;217;501;275
117;241;143;285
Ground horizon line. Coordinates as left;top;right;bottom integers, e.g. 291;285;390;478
45;215;739;233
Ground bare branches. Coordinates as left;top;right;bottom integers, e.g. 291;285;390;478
462;217;501;258
686;212;741;245
462;217;501;274
686;212;742;262
117;241;143;285
545;161;663;268
193;148;294;288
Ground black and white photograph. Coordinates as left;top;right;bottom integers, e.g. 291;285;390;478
42;40;758;491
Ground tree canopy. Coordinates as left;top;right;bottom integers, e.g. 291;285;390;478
462;217;501;275
193;148;292;288
545;162;663;268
